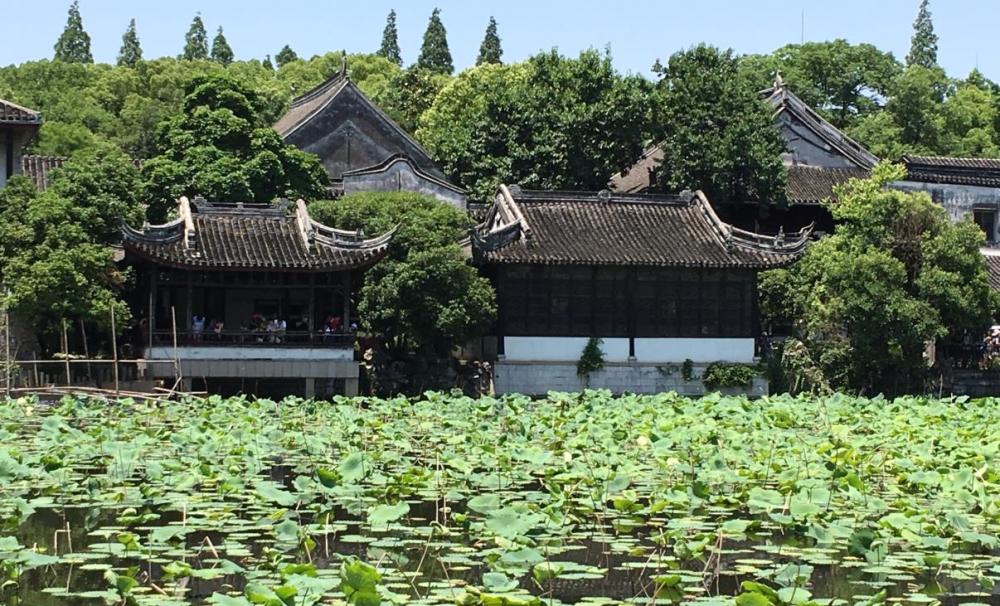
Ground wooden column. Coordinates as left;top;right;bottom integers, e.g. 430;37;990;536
342;272;352;325
184;271;193;332
307;274;316;333
4;128;13;183
495;268;505;356
148;267;158;351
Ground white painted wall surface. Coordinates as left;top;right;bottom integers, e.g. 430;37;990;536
503;337;630;362
501;337;755;363
146;346;353;361
633;338;755;363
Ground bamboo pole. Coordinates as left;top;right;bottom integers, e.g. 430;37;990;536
62;320;71;386
110;306;120;395
79;319;92;384
3;300;10;398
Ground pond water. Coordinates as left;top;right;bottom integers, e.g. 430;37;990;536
2;393;1000;605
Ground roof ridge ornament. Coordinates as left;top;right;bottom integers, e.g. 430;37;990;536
597;189;612;204
178;196;196;251
774;71;784;90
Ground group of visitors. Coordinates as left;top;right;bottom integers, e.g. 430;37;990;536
188;312;357;344
981;325;1000;368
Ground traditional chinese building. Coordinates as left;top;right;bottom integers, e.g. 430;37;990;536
273;64;466;208
469;186;811;395
121;196;395;398
0;99;42;189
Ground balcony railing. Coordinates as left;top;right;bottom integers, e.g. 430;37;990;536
150;330;356;348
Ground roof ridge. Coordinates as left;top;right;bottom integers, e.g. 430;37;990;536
288;72;348;108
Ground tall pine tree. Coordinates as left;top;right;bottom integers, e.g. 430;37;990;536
183;14;209;60
476;17;502;65
416;8;453;75
211;26;234;66
377;9;403;66
275;45;299;68
263;55;275;71
117;18;143;67
54;1;93;63
906;0;938;68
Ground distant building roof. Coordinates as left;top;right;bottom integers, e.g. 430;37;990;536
902;155;1000;188
273;66;449;184
763;83;879;170
20;155;64;191
786;165;870;205
470;186;811;269
122;197;395;272
0;99;42;126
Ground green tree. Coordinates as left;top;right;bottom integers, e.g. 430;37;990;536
760;164;997;394
275;45;299;68
886;65;948;153
940;82;999;156
308;192;496;395
0;146;142;343
375;67;451;134
117;19;143;67
54;1;93;64
476;17;503;66
416;8;453;75
419;49;652;202
762;40;902;129
377;9;403;66
262;54;274;71
907;0;938;69
211;26;235;66
182;14;209;60
141;75;328;222
653;44;787;205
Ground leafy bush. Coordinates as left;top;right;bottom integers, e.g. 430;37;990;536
576;337;605;378
702;363;758;391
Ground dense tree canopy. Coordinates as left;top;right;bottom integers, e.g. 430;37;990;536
377;10;402;66
308;192;496;394
419;49;652;202
117;19;142;68
907;0;938;69
745;40;901;130
653;45;787;205
416;8;454;75
0;146;142;339
761;164;998;394
182;15;209;61
53;1;93;64
211;27;235;66
275;45;299;68
476;17;503;66
140;75;327;221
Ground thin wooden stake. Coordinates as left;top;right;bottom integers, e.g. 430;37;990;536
110;306;120;394
79;319;92;384
3;300;11;397
62;320;71;386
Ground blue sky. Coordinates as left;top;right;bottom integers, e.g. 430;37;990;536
2;0;998;80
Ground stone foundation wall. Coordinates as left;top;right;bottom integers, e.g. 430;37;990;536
494;359;768;397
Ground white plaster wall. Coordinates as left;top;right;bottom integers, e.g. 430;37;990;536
494;361;768;397
633;338;755;363
503;337;630;362
891;180;1000;241
502;337;754;363
146;346;353;361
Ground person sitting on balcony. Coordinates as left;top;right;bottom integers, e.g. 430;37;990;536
192;315;206;342
209;320;224;341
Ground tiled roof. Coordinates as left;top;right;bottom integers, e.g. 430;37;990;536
764;83;879;170
20;155;64;191
0;99;42;125
471;186;811;269
123;197;395;271
609;147;868;205
786;165;870;204
983;252;1000;292
273;71;352;137
609;144;663;194
903;155;1000;188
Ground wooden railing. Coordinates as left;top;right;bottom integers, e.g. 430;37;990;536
149;330;356;348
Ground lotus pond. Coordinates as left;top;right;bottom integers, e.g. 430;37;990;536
2;392;1000;606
